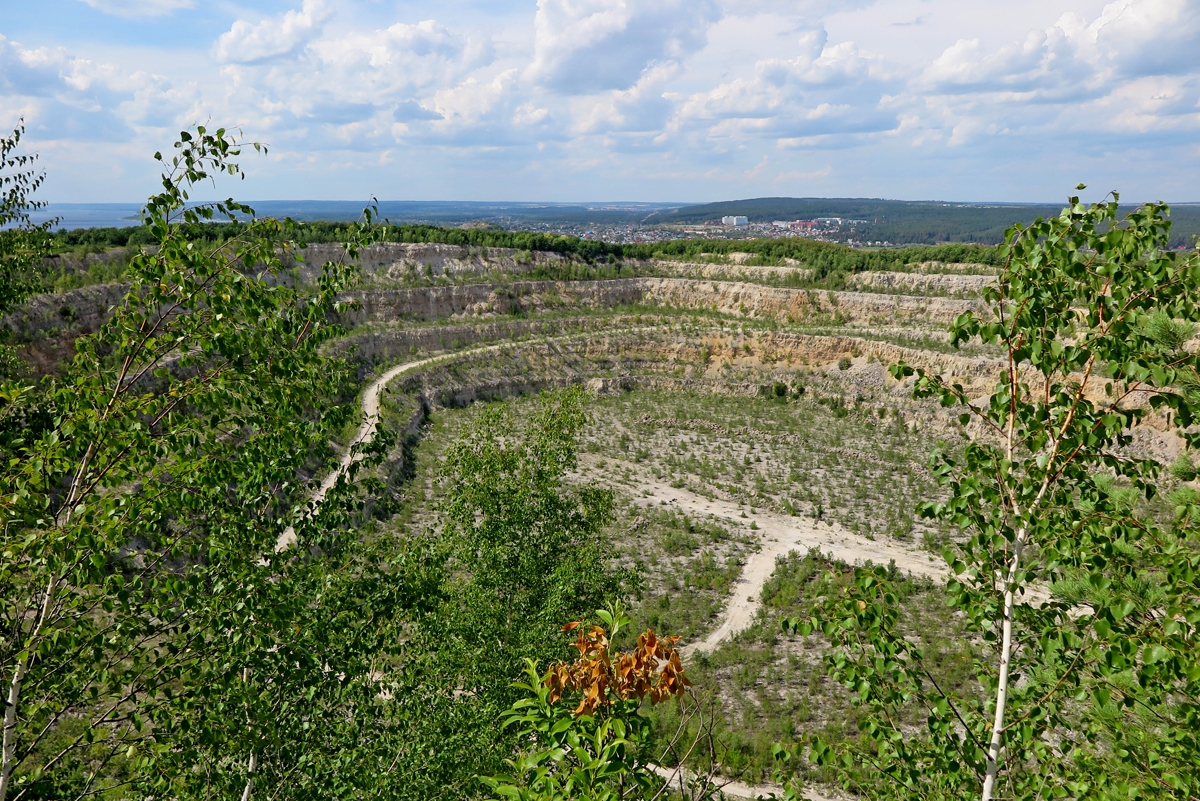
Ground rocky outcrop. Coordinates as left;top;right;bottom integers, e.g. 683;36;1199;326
647;259;815;283
340;277;985;328
846;271;995;294
41;248;136;278
283;242;559;284
0;282;129;374
329;314;668;380
336;280;645;325
908;260;998;274
637;278;985;325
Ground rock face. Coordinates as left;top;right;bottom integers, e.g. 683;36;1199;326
648;259;814;283
5;244;991;376
907;260;998;274
337;279;644;324
328;314;662;380
637;278;986;325
846;271;995;294
0;282;129;374
283;242;557;284
41;248;136;278
339;278;986;327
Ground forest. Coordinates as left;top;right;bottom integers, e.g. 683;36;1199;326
643;196;1200;247
43;219;1003;286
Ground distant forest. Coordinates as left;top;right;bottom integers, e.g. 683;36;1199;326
223;200;678;226
644;197;1200;248
46;221;1002;281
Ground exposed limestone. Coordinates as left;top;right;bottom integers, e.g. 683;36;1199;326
0;282;128;374
339;277;985;327
846;270;995;294
283;241;558;284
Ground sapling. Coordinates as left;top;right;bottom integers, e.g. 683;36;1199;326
786;192;1200;800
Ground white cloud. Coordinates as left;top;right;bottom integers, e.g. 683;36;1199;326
527;0;720;92
903;0;1200;156
675;29;895;143
1090;0;1200;77
305;19;491;97
414;69;560;147
0;35;159;141
201;15;501;151
10;0;1200;202
573;63;679;135
214;0;333;64
75;0;193;18
921;0;1200;96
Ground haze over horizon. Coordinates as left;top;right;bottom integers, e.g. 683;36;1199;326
3;0;1199;205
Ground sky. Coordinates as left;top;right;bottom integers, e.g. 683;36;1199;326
2;0;1199;204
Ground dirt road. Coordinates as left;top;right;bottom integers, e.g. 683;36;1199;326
274;343;505;551
597;457;946;654
291;342;911;799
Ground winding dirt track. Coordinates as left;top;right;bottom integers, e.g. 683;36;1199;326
274;343;505;552
601;458;947;655
293;341;947;799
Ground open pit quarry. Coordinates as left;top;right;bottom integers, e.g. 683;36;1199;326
6;241;1188;797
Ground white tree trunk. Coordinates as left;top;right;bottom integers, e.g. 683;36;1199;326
240;752;256;801
981;527;1028;801
0;576;58;801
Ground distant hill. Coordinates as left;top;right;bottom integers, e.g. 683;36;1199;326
644;197;1200;248
241;200;685;226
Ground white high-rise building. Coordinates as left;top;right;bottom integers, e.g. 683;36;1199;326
721;215;749;226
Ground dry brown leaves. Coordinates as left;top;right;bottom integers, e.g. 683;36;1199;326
543;621;691;717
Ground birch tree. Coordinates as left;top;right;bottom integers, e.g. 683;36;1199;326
786;191;1200;800
0;127;397;800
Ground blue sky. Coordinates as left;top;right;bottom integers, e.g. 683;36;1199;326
3;0;1199;204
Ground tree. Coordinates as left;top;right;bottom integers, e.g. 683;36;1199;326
438;388;630;686
0;126;399;801
0;120;54;317
786;192;1200;800
0;121;57;379
411;388;635;791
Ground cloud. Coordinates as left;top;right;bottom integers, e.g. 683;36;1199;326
214;0;332;64
573;64;679;135
902;0;1200;157
527;0;720;93
0;35;145;141
1090;0;1200;77
75;0;193;18
305;19;491;96
12;0;1200;202
677;29;895;142
414;69;560;147
921;0;1200;97
202;16;496;150
919;29;1093;97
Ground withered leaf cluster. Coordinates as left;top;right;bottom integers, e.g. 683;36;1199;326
543;621;691;717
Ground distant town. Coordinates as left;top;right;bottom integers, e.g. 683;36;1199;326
488;216;895;248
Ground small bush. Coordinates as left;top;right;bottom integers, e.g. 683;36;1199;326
1169;451;1197;482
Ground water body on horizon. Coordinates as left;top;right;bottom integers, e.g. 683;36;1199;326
27;200;687;231
27;203;144;230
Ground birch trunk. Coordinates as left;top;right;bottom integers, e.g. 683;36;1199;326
0;576;59;801
239;752;256;801
980;527;1028;801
